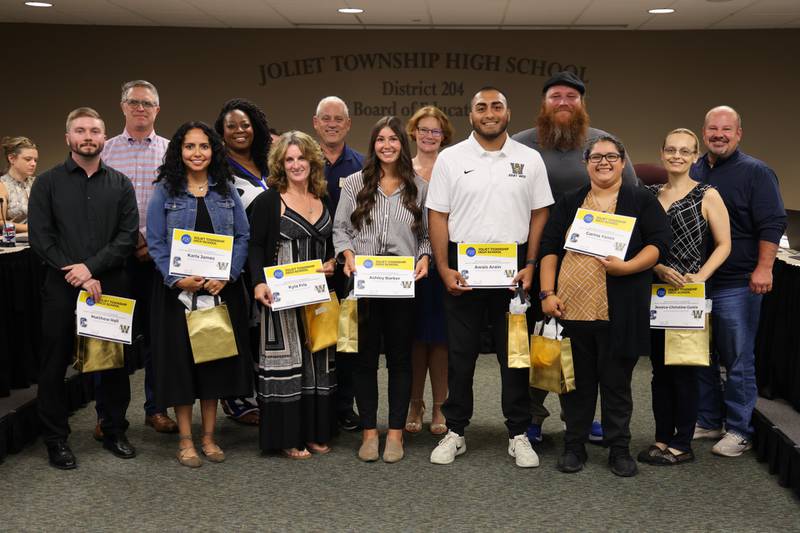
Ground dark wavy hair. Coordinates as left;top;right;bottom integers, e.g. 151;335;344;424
583;133;627;162
156;121;233;197
351;116;422;235
213;98;271;178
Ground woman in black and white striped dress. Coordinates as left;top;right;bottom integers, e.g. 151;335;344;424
333;116;431;463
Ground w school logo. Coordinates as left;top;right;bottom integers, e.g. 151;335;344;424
401;280;412;289
119;324;130;334
314;284;327;293
692;310;704;319
614;242;626;251
504;269;516;277
217;261;229;270
509;162;525;177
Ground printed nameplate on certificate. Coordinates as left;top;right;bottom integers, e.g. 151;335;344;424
354;256;415;298
564;209;636;259
457;243;517;288
650;283;706;329
264;259;331;311
169;229;233;280
76;291;136;344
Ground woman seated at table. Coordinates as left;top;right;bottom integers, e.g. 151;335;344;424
147;122;252;468
333;116;431;463
248;130;338;459
638;128;730;466
404;106;454;435
1;136;38;233
539;134;671;477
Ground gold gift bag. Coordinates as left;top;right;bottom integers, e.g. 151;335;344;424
302;292;340;352
530;320;562;369
337;296;358;353
665;313;711;366
73;335;124;373
530;336;576;394
185;294;238;364
507;313;531;368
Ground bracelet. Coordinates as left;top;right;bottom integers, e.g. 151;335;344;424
525;259;537;267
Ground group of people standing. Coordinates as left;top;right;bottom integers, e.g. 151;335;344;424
15;72;786;477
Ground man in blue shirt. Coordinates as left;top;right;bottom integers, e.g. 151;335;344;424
312;96;364;430
690;106;786;457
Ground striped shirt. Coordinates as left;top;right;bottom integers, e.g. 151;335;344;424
101;129;169;232
333;171;432;259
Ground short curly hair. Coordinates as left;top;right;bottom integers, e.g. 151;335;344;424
405;106;455;148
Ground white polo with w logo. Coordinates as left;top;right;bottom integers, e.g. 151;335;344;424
426;133;553;243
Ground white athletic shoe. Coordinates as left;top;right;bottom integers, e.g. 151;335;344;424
430;430;466;465
693;424;725;440
712;432;752;457
508;433;539;468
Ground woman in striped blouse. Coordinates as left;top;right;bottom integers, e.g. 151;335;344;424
333;115;431;463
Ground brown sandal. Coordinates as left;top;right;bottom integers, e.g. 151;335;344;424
281;447;312;460
200;432;225;463
405;399;425;433
177;435;202;468
306;442;331;455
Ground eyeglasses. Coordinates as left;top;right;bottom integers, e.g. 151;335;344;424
125;99;157;109
587;153;621;164
662;147;696;157
416;127;443;138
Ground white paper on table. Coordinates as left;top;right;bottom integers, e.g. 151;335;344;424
169;228;233;280
354;255;415;298
264;259;330;311
456;243;517;288
75;290;136;344
649;283;706;329
563;209;635;260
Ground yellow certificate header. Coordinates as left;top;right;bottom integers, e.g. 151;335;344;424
79;291;136;314
458;243;517;258
576;209;636;232
651;283;705;299
265;259;323;279
173;229;233;251
356;255;414;270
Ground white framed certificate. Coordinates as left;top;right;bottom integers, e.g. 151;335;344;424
264;259;331;311
564;209;635;259
456;243;517;288
169;229;234;280
650;283;706;329
354;256;415;298
76;291;136;344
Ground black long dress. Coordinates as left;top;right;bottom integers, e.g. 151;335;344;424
151;197;253;407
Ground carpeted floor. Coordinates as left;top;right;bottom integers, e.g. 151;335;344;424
1;356;798;532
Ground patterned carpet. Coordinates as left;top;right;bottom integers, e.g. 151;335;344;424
1;356;798;532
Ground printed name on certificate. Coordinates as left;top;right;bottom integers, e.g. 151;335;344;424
564;209;636;259
169;229;234;280
76;291;136;344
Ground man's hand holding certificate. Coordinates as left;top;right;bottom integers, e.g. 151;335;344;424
564;209;635;259
650;283;706;329
456;243;517;288
264;259;331;311
76;291;136;344
169;229;234;280
354;256;415;298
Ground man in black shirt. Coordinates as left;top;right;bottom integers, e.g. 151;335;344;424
28;107;139;469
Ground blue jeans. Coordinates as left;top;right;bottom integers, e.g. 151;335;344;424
697;286;762;438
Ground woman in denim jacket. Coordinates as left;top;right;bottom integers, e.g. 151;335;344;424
147;121;252;468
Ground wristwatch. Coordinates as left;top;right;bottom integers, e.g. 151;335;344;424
538;290;554;300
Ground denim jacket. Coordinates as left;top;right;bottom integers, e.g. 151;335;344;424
147;179;250;287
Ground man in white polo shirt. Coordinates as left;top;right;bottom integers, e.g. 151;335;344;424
427;87;553;467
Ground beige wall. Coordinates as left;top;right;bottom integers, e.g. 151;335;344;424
3;24;799;208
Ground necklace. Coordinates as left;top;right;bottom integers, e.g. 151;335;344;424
189;181;208;192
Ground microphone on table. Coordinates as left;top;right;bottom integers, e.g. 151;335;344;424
0;197;16;248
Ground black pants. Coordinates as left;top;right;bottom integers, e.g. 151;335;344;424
333;265;357;416
38;268;131;445
650;329;698;452
562;321;636;451
353;298;414;430
442;289;531;437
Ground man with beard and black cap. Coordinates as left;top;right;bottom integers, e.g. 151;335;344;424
512;71;638;446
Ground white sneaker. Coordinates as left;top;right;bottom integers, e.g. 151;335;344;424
693;424;725;440
508;434;539;468
430;430;466;465
712;431;752;457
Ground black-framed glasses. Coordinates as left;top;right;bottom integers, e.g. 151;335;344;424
125;99;157;109
416;127;443;138
662;147;696;157
587;152;621;163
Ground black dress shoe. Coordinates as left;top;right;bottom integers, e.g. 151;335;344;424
47;441;77;470
103;435;137;459
338;409;362;432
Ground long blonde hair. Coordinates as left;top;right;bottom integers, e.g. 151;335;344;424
267;131;328;197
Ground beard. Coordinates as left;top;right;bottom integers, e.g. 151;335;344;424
536;102;590;151
472;115;510;142
70;140;104;158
